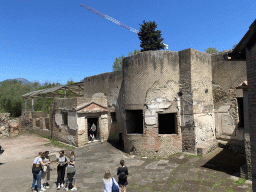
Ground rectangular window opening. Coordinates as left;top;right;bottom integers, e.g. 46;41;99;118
158;113;177;134
126;110;143;134
237;97;244;128
62;112;68;125
111;112;117;123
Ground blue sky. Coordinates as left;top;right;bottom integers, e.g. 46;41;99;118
1;0;255;85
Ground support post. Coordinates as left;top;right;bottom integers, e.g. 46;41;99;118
43;97;45;118
25;99;27;111
32;98;34;112
65;88;66;98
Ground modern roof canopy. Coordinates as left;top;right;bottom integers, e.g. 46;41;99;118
225;19;256;61
21;81;84;99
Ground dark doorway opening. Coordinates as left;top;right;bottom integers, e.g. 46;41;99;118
126;110;143;134
87;118;99;140
237;97;244;128
158;113;177;134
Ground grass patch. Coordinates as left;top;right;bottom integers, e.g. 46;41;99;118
168;152;182;158
169;177;177;190
212;181;219;188
44;138;75;149
130;183;139;189
227;189;234;192
157;156;162;159
234;178;246;186
185;154;202;158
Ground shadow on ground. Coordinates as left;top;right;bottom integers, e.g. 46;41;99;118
107;140;124;152
202;148;246;176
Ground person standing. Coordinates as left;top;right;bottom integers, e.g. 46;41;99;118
103;170;119;192
31;152;50;192
45;151;51;188
41;151;51;189
117;160;128;192
64;150;77;191
57;150;68;190
89;123;96;141
40;152;47;191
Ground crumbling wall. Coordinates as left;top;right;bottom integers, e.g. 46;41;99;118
190;49;216;152
83;71;122;141
212;51;246;141
123;50;182;156
54;98;77;110
0;113;10;138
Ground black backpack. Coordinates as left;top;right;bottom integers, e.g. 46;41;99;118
0;146;4;155
119;171;127;180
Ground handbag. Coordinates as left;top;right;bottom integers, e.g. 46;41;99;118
111;177;119;192
67;163;76;173
32;157;41;174
43;165;47;172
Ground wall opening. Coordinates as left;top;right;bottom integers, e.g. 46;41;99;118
237;97;244;128
62;112;68;125
111;112;117;123
126;110;143;134
88;118;99;140
158;113;177;134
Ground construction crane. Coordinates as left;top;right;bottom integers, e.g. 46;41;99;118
80;4;168;50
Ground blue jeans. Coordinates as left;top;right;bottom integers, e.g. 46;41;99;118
32;171;41;190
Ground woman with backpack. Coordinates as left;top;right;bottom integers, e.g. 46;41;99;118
103;170;119;192
57;150;68;190
117;160;128;192
31;152;50;192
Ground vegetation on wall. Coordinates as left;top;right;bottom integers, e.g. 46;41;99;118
112;49;140;71
205;47;219;54
138;20;165;52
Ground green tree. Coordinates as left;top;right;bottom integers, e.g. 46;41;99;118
112;55;125;71
205;47;218;54
112;49;140;71
138;20;164;52
128;49;140;56
0;79;34;117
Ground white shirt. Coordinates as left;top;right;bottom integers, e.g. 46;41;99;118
33;157;42;164
102;177;119;192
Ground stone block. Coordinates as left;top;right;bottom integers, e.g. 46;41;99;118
197;147;207;156
145;116;156;125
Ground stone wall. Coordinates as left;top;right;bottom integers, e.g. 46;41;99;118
123;50;182;156
0;113;10;138
211;50;247;142
190;49;216;152
246;42;256;188
212;50;247;97
83;71;123;141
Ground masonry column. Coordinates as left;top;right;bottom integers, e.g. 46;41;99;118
179;49;196;154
